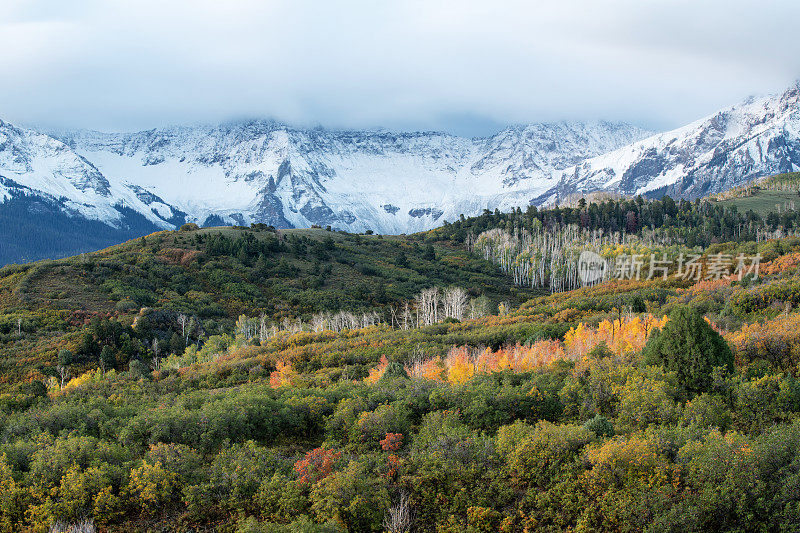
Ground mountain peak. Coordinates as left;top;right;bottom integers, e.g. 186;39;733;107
551;81;800;200
779;81;800;110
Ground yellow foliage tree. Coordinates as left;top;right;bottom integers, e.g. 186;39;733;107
125;461;178;514
565;314;668;359
445;347;475;385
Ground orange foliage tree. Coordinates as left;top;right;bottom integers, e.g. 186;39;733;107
269;359;297;387
294;447;342;485
474;340;566;374
365;355;390;384
761;252;800;275
405;356;443;381
379;433;404;452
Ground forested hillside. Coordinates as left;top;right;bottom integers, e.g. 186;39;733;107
0;192;162;266
432;177;800;248
0;224;533;387
4;192;800;532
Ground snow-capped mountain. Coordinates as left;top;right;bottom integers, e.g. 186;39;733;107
0;117;647;263
549;82;800;201
2;81;800;264
0;119;192;264
0;119;184;231
48;120;648;235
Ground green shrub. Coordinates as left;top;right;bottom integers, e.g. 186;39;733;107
681;393;731;430
583;414;615;437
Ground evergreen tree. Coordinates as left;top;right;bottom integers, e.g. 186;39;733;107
378;362;409;383
99;345;115;373
169;332;184;355
643;306;733;394
58;349;74;368
395;252;408;268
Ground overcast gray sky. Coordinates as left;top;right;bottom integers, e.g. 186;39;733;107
1;0;798;136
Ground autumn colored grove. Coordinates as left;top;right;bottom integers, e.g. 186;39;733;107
356;315;669;386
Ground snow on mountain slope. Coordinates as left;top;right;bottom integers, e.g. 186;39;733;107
471;121;651;187
53;120;648;233
0;119;181;230
550;82;800;201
